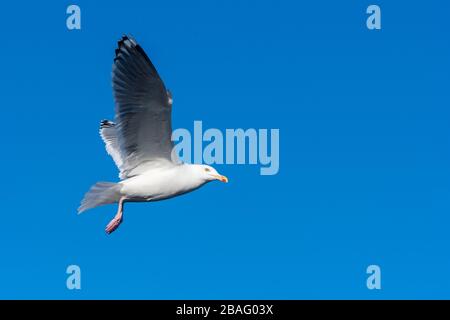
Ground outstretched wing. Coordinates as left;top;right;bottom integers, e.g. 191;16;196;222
112;35;175;179
99;120;126;178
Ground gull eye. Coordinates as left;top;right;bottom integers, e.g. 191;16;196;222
204;168;211;172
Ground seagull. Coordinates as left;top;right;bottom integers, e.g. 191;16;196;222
78;35;228;234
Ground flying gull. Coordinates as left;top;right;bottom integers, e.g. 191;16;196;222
78;35;228;234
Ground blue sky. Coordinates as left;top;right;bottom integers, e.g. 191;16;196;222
1;0;450;299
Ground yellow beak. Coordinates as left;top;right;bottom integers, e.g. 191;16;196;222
215;175;228;183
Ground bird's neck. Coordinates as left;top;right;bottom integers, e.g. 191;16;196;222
175;164;206;191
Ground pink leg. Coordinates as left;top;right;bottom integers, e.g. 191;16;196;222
105;197;125;234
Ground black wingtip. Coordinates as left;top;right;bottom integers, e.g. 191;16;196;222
100;119;115;129
114;34;152;66
114;35;130;62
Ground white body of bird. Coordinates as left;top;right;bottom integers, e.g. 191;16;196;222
120;163;217;201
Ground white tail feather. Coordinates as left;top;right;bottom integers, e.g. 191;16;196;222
78;182;121;214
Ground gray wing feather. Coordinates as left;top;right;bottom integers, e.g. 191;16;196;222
99;120;126;179
112;35;174;179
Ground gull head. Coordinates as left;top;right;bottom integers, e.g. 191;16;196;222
193;164;228;183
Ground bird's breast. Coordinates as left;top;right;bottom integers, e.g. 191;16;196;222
119;168;204;201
